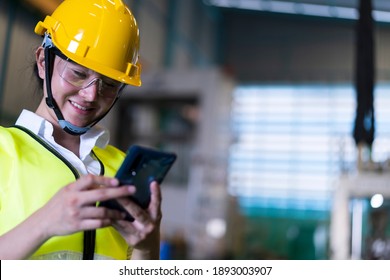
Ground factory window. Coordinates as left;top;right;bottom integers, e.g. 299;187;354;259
228;84;390;216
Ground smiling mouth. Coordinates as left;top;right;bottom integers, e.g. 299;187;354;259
70;101;90;111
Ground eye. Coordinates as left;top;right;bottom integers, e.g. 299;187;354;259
65;61;89;79
102;81;116;88
70;68;88;79
102;79;121;89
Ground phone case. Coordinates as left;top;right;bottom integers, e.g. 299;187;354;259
100;145;177;221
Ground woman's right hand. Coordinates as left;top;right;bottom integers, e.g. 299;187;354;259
0;174;135;259
37;174;135;239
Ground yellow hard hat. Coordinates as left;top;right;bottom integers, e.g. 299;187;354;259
34;0;141;87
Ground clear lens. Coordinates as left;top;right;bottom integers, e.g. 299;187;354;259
58;58;123;96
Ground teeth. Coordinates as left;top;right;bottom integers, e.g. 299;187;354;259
71;101;87;111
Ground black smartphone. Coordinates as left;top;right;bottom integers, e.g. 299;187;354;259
100;145;177;221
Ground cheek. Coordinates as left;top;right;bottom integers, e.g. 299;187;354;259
48;76;76;101
101;97;117;110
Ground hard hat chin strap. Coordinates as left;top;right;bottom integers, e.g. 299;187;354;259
43;42;91;135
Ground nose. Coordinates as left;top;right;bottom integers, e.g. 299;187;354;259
79;78;102;100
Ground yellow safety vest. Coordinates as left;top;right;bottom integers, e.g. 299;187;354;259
0;125;130;259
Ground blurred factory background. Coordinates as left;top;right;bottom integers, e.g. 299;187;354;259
2;0;390;260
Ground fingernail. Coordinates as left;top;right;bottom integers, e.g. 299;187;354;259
111;178;119;186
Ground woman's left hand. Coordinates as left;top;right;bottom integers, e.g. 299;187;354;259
112;181;162;259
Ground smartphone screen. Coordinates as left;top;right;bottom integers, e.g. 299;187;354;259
100;145;177;221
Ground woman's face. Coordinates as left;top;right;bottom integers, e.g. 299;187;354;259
35;47;121;129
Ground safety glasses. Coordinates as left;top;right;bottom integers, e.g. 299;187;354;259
57;57;123;97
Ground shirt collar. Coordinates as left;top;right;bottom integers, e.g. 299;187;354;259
15;109;110;158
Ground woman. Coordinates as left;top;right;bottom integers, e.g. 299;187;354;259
0;0;161;260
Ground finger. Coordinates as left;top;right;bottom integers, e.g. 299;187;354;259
78;206;126;220
79;185;136;206
116;197;151;225
77;218;116;231
150;181;161;204
148;181;162;220
112;219;150;241
112;219;136;232
71;174;120;191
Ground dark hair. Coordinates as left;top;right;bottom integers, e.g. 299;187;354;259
33;63;43;90
31;46;44;101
